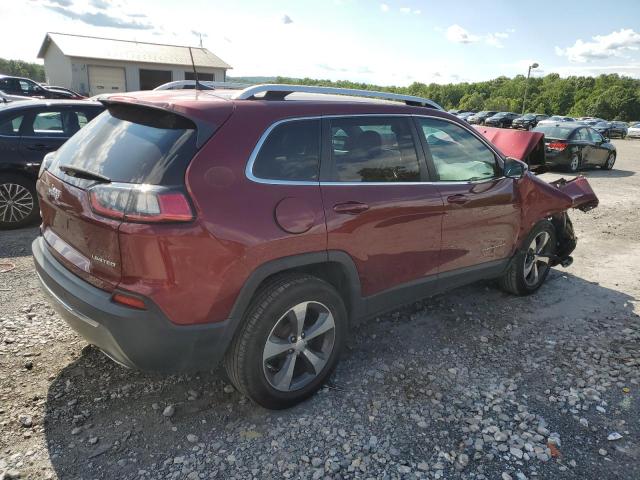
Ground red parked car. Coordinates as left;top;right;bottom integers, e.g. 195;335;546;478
33;85;598;409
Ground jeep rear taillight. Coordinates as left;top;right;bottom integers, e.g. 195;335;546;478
89;183;194;223
548;142;568;151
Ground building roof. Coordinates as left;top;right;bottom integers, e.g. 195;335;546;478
37;32;232;69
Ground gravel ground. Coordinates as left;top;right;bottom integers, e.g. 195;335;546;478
1;140;639;480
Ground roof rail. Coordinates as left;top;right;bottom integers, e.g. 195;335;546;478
231;84;443;109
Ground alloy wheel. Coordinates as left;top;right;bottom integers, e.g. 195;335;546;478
0;183;34;224
606;153;615;169
262;301;336;392
570;155;579;172
523;231;551;287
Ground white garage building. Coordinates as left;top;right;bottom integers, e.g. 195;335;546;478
37;32;232;96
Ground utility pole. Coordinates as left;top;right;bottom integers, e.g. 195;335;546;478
522;62;539;114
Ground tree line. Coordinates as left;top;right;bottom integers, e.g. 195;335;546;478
0;58;45;82
275;73;640;121
1;56;638;121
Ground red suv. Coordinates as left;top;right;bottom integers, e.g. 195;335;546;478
32;85;598;409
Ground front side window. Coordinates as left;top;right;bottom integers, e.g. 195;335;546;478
418;118;499;182
252;119;320;181
572;128;589;142
588;129;604;143
329;117;420;182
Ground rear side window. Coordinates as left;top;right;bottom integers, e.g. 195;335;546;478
329;117;421;182
252;120;320;181
0;114;23;136
51;105;198;186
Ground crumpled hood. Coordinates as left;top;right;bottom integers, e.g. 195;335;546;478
549;176;599;212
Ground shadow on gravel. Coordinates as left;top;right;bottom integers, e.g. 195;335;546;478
0;226;39;259
580;168;635;178
42;270;637;480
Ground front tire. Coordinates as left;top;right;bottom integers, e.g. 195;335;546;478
603;152;616;170
224;274;347;409
0;174;39;230
500;221;556;295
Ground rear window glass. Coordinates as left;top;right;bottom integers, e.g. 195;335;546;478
252;120;320;181
51;105;198;186
533;124;574;139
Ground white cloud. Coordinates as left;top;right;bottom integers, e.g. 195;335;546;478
446;24;480;44
446;24;510;47
556;28;640;63
400;7;411;13
413;9;421;14
380;3;389;12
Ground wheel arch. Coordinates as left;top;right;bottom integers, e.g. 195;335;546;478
229;251;363;324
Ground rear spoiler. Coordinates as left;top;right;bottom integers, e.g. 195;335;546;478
100;98;218;149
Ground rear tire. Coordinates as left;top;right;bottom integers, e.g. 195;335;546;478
224;274;347;409
0;174;39;230
567;154;580;173
500;221;556;296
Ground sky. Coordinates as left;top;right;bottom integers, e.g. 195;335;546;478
2;0;640;86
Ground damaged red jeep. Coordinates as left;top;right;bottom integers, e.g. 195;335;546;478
32;85;598;409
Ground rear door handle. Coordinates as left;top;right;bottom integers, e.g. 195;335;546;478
333;201;369;215
447;194;469;205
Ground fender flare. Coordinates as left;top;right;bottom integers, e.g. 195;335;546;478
228;250;363;323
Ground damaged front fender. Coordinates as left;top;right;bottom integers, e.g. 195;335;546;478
516;173;598;266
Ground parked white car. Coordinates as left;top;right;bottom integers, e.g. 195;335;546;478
628;122;640;139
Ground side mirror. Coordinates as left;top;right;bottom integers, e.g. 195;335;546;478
504;157;528;179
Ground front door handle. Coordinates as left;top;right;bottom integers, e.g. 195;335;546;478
447;194;469;205
333;201;369;215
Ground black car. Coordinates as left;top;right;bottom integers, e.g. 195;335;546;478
0;100;104;228
467;111;498;125
533;122;616;173
0;75;80;100
484;112;521;128
512;113;549;130
592;121;612;138
609;121;628;139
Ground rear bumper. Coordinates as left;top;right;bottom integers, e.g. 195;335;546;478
32;236;235;372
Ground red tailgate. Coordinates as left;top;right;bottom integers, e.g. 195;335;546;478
37;171;123;291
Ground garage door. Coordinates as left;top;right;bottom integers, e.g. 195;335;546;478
88;66;126;96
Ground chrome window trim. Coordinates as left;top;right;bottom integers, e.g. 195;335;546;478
245;113;506;186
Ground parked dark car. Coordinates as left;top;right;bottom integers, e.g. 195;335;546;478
534;122;616;172
608;121;628;139
592;121;612;138
41;85;86;100
0;100;104;228
484;112;521;128
512;113;549;130
467;110;498;125
0;75;81;100
33;85;598;409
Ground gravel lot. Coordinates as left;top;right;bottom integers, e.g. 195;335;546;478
1;140;639;480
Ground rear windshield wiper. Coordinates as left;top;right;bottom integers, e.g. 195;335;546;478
58;164;111;183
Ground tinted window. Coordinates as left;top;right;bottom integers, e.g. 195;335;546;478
329;117;420;182
28;109;99;137
50;105;198;186
588;129;604;143
418;118;498;182
0;114;23;136
572;128;590;141
33;111;64;135
19;80;40;94
252;120;320;181
533;124;574;140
